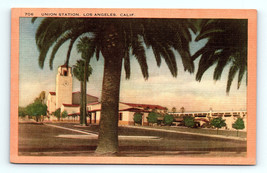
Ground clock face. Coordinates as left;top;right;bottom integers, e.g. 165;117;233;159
63;81;69;86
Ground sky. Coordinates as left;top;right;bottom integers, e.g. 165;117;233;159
19;17;247;111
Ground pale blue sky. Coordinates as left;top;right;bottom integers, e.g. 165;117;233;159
19;17;247;111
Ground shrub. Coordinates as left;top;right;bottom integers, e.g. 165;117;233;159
62;110;68;119
133;113;143;125
183;115;195;128
232;118;245;136
163;114;174;126
147;112;159;124
53;108;61;121
211;117;226;134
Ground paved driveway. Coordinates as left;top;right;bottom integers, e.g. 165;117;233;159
18;123;246;157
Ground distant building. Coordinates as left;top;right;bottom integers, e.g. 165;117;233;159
46;64;166;124
169;111;247;131
87;102;167;125
46;65;98;117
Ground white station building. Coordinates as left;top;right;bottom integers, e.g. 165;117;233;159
46;64;246;130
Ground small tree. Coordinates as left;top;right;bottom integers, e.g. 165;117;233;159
183;115;195;128
26;100;47;122
171;107;177;113
61;110;68;120
163;114;174;126
180;107;185;113
163;107;168;114
211;117;226;134
54;108;61;121
18;107;27;117
147;112;159;125
232;118;245;137
133;113;143;125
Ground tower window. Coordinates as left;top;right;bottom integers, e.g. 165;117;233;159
63;70;68;76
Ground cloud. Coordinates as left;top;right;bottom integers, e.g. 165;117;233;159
120;73;246;111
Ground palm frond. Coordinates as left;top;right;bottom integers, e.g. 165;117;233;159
161;46;177;77
124;47;131;79
151;46;161;67
213;50;231;80
73;60;85;81
65;37;77;68
191;47;209;61
195;29;224;42
49;31;72;69
31;17;37;23
196;51;217;81
194;19;248;93
227;65;238;93
131;35;149;80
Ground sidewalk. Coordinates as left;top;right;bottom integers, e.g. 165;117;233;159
45;123;246;141
124;125;246;141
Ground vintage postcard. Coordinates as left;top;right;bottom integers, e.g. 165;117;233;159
10;8;257;164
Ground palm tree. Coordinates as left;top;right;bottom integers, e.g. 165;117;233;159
73;59;93;126
180;107;185;113
77;37;94;126
32;18;196;154
171;107;177;113
192;19;247;93
34;91;46;104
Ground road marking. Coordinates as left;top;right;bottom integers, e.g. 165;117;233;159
57;134;97;139
46;124;161;140
45;124;98;136
119;135;160;140
56;134;160;140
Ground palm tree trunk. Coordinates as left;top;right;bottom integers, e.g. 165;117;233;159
95;24;124;154
79;81;84;125
81;61;88;126
95;57;123;154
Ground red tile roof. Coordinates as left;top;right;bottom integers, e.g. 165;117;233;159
49;92;56;95
87;102;100;106
62;104;80;107
88;109;101;112
121;102;166;110
68;113;80;116
119;108;150;113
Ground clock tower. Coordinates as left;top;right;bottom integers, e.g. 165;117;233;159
56;64;73;109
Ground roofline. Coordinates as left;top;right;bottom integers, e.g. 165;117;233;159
68;113;80;116
88;109;101;112
119;108;151;113
48;92;56;95
62;104;80;107
86;102;166;110
169;110;247;114
121;102;167;110
72;91;99;99
87;102;101;106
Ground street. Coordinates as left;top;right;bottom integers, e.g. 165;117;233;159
18;122;247;157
